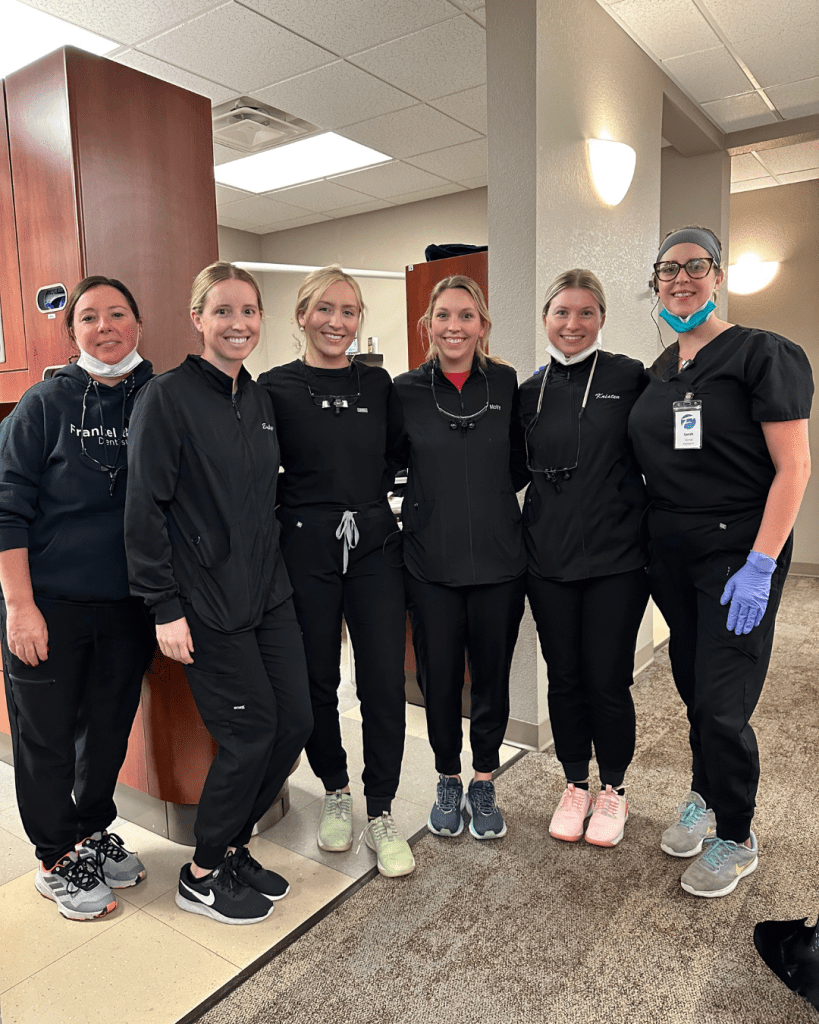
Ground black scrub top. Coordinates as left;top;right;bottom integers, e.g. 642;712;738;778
628;326;813;515
520;350;648;582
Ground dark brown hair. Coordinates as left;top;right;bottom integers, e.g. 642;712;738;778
64;276;141;342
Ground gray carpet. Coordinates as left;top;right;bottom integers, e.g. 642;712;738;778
197;576;819;1024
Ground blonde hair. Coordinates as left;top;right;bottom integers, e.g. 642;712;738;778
542;269;606;318
190;261;264;316
420;275;504;368
294;265;365;344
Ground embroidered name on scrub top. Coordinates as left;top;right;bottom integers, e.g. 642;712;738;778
673;392;702;449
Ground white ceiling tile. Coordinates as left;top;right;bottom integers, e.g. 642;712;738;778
429;85;487;133
216;184;255;206
460;175;488;189
756;141;819;176
258;213;332;234
339;105;480;158
777;167;819;185
701;92;778;132
214;143;240;166
387;183;466;204
329;161;450;198
240;0;458;57
730;153;767;182
323;199;396;218
254;62;414;131
600;0;720;60
453;0;484;10
140;2;334;94
268;180;379;213
730;176;778;193
766;77;819;120
662;46;752;103
470;7;485;25
19;0;218;46
215;194;311;230
113;49;237;104
348;16;486;102
406;138;487;182
735;37;819;91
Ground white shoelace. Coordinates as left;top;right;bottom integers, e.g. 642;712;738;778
335;510;359;573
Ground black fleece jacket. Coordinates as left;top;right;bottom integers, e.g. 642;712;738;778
0;360;154;602
125;355;290;632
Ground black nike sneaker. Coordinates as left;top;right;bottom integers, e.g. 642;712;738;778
175;852;275;925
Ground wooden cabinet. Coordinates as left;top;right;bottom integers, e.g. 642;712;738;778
0;83;26;376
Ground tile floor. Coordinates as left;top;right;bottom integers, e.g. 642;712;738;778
0;657;519;1024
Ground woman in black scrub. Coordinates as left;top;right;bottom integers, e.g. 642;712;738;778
395;275;528;841
628;226;812;899
258;265;414;879
521;269;649;849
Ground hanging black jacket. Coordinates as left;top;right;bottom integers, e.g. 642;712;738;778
394;358;528;587
125;355;290;631
519;350;648;582
0;360;154;602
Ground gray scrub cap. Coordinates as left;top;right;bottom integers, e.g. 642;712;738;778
657;227;722;265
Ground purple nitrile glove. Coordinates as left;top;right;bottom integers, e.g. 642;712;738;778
720;550;777;635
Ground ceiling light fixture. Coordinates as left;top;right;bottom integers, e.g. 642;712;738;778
0;0;116;78
214;132;391;194
587;136;636;207
727;253;779;295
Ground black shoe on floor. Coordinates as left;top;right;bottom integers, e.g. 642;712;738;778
175;853;275;925
754;917;819;1012
231;845;290;901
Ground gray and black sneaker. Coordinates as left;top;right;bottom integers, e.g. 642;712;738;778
35;851;117;921
76;831;146;888
466;779;507;839
661;791;716;857
175;852;275;925
680;831;759;898
428;775;465;837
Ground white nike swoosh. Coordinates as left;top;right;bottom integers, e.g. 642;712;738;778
180;878;215;905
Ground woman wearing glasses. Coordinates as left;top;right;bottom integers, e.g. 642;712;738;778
257;266;414;879
394;275;527;840
521;269;649;848
0;276;155;920
629;226;812;898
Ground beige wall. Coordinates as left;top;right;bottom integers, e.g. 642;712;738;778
217;225;263;265
728;178;819;567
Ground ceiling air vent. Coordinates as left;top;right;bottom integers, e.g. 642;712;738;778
212;97;321;156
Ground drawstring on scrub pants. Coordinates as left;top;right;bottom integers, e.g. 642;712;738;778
335;510;359;574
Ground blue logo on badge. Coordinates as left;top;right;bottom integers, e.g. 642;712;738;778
682;415;696;429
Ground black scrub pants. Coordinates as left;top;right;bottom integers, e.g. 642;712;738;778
278;502;406;818
404;572;526;776
0;596;155;868
527;567;650;788
647;506;792;843
182;597;313;870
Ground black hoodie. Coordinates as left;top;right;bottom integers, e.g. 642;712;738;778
0;360;154;602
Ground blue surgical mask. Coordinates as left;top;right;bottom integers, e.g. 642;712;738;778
659;299;715;334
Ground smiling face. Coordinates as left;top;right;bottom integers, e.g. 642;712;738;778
543;287;605;358
191;278;261;379
429;287;486;373
299;281;360;369
72;284;140;366
657;242;724;318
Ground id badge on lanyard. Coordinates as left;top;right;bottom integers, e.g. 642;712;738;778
672;392;702;450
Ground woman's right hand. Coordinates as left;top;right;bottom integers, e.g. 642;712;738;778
7;602;49;666
156;617;195;664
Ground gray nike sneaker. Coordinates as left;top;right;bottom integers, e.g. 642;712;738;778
661;791;716;857
680;832;759;898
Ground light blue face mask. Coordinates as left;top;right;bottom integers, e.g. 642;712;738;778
659;299;715;334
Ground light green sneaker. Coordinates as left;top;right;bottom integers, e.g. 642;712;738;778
680;832;758;898
661;791;716;857
362;812;416;877
317;790;353;852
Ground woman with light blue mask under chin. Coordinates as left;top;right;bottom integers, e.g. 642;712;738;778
628;225;813;900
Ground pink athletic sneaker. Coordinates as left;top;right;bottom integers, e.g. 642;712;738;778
549;784;593;842
585;785;628;847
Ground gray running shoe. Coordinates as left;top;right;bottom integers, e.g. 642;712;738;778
317;790;353;852
35;852;117;921
661;791;716;857
361;812;416;877
466;779;507;839
428;775;465;836
680;831;758;898
76;831;146;888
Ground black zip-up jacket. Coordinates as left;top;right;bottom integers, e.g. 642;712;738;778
125;355;290;631
519;350;648;582
0;360;154;602
394;358;528;586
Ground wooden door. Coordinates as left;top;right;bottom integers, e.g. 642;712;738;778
0;83;26;376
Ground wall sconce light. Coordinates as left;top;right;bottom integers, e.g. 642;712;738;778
727;253;779;295
587;138;636;206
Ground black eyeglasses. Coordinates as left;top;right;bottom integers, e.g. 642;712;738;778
302;359;361;415
653;257;717;281
430;362;489;431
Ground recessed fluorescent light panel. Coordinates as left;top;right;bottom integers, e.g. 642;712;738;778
0;0;117;78
214;132;391;194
